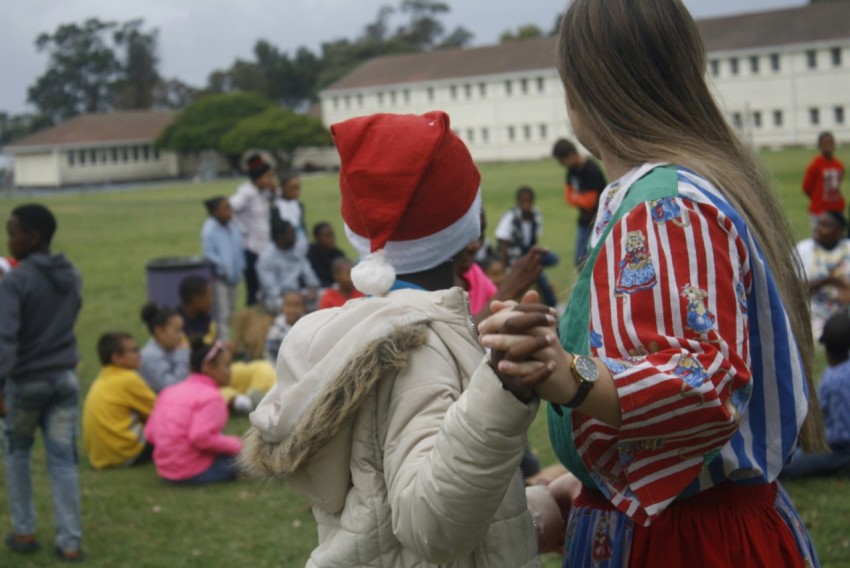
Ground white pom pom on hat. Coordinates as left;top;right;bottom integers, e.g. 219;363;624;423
331;111;482;296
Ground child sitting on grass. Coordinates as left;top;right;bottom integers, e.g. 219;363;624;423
317;257;364;310
782;311;850;479
83;332;156;469
257;221;319;313
265;291;306;362
177;275;216;344
139;303;190;393
144;338;242;485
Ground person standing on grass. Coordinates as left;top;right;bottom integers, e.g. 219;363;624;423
145;338;242;485
803;131;845;231
241;111;539;567
272;170;309;257
552;138;608;266
479;1;826;565
83;332;156;470
201;196;245;341
230;154;276;306
0;204;84;562
783;312;850;479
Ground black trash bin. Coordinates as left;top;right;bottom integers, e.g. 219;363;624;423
145;257;212;308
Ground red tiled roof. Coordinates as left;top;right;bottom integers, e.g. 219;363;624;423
697;2;850;52
324;35;558;92
5;110;176;150
324;2;850;92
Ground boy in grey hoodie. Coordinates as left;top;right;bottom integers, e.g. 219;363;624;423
0;204;83;562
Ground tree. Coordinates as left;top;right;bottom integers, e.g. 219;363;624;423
0;112;53;145
500;24;544;43
219;107;331;169
151;78;199;110
113;19;160;109
156;92;272;157
28;18;124;122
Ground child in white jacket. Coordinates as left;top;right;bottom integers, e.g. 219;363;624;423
241;112;541;567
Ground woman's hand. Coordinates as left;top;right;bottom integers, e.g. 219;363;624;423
479;292;558;401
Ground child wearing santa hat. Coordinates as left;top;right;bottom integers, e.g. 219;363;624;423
241;111;541;567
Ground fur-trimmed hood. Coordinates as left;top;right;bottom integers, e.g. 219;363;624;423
241;287;480;508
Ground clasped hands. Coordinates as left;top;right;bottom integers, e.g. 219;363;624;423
479;290;570;404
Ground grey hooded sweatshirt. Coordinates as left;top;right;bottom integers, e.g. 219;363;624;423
0;252;82;385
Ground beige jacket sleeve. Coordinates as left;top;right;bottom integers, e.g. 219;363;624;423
382;334;539;563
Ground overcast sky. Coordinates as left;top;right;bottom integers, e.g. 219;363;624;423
0;0;807;114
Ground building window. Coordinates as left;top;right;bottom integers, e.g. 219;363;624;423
810;107;820;125
450;85;457;100
377;92;384;106
111;148;118;162
505;80;513;96
403;89;410;103
427;87;434;102
832;47;842;67
389;91;397;105
753;111;762;128
357;93;364;107
520;78;529;94
122;147;129;162
836;106;845;125
507;126;515;141
153;147;161;160
467;129;475;142
67;152;75;167
729;58;739;76
749;56;759;74
523;125;531;140
78;150;86;165
344;95;351;108
732;112;742;128
709;60;719;76
537;77;545;93
773;110;783;127
143;146;150;161
807;50;817;69
332;96;339;109
479;82;486;97
132;146;140;161
539;124;548;139
770;53;781;72
464;84;472;99
481;127;489;142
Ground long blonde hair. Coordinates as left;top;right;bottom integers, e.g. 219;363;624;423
558;0;826;451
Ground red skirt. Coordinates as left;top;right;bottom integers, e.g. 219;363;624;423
572;482;811;567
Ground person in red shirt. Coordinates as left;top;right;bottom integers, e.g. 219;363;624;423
318;257;364;309
803;131;845;228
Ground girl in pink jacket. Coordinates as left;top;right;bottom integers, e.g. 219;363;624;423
145;339;242;484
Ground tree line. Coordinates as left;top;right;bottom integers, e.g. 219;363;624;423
0;0;560;167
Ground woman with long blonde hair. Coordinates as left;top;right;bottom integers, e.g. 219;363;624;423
481;0;825;565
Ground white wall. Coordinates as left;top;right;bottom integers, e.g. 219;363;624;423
321;40;850;160
14;151;60;187
57;144;179;186
321;69;572;163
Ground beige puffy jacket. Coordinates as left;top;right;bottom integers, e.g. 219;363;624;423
242;288;540;567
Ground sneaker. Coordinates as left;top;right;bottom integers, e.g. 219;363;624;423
55;546;85;563
4;533;40;553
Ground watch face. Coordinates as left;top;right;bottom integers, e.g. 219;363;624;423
575;356;599;382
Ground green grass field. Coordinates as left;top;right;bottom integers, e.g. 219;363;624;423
1;148;848;567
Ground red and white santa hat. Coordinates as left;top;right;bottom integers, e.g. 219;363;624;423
331;111;482;296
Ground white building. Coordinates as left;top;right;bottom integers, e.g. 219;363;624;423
320;1;850;161
3;111;191;188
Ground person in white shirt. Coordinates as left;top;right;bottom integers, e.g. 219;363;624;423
229;154;276;306
272;171;309;257
796;211;850;339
